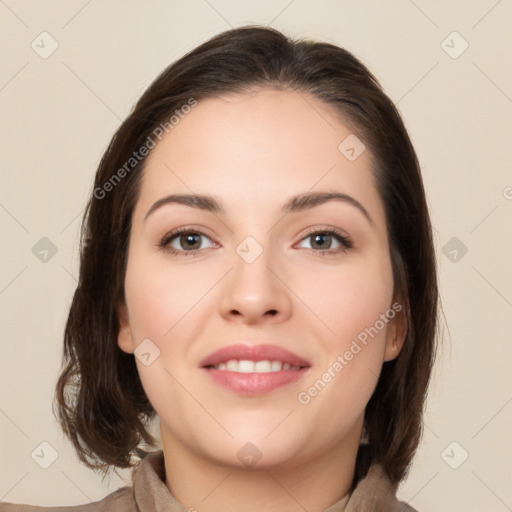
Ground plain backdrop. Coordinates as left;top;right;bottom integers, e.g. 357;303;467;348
1;1;511;511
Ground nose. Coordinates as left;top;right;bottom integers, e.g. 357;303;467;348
219;241;293;325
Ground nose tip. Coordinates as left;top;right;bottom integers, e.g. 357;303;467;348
219;248;292;325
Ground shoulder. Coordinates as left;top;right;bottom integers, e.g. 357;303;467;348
0;485;136;512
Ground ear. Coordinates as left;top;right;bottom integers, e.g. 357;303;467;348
117;301;135;354
383;300;408;362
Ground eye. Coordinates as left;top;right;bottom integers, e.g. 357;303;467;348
158;227;353;258
159;228;216;257
296;228;353;256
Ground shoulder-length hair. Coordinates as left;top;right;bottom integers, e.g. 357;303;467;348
54;25;439;487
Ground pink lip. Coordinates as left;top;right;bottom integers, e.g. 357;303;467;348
199;343;311;368
202;367;311;395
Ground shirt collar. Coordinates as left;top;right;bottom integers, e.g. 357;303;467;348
133;450;186;512
132;450;408;512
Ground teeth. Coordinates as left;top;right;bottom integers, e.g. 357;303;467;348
210;360;301;372
272;360;284;371
226;360;239;371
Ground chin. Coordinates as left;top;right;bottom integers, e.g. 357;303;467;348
201;433;306;470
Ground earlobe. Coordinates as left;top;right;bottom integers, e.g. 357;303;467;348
383;304;408;362
117;302;134;354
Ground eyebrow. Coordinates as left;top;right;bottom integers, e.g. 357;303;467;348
144;191;374;225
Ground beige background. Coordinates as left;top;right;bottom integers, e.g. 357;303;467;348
1;1;511;511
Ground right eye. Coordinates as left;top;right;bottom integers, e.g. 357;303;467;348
159;228;216;257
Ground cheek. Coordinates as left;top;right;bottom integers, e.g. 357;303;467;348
122;253;202;409
296;255;394;350
293;256;394;417
124;251;215;341
123;250;221;403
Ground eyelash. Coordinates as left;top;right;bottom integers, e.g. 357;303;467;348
158;226;354;258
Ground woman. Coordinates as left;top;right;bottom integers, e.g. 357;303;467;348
1;25;438;512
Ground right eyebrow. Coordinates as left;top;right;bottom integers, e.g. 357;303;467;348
144;194;223;222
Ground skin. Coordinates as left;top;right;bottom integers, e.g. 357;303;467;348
117;88;407;512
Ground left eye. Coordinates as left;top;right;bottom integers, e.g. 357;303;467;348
296;230;352;253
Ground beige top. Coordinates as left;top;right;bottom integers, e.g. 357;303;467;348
0;450;418;511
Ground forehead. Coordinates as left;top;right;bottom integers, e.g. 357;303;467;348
135;88;385;227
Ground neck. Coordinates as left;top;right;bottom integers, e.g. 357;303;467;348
161;425;361;512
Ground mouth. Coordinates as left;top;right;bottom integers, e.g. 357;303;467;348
199;344;311;395
204;360;306;372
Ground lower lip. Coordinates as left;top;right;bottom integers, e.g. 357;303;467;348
201;367;310;395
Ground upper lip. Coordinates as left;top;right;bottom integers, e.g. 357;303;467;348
199;344;311;368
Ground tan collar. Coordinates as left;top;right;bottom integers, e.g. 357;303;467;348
132;451;417;512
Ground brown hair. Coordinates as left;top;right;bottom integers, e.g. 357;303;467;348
53;25;439;487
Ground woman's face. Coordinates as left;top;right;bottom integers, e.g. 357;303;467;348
118;87;406;469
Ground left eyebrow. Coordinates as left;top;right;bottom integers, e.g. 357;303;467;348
282;191;374;226
144;191;374;226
